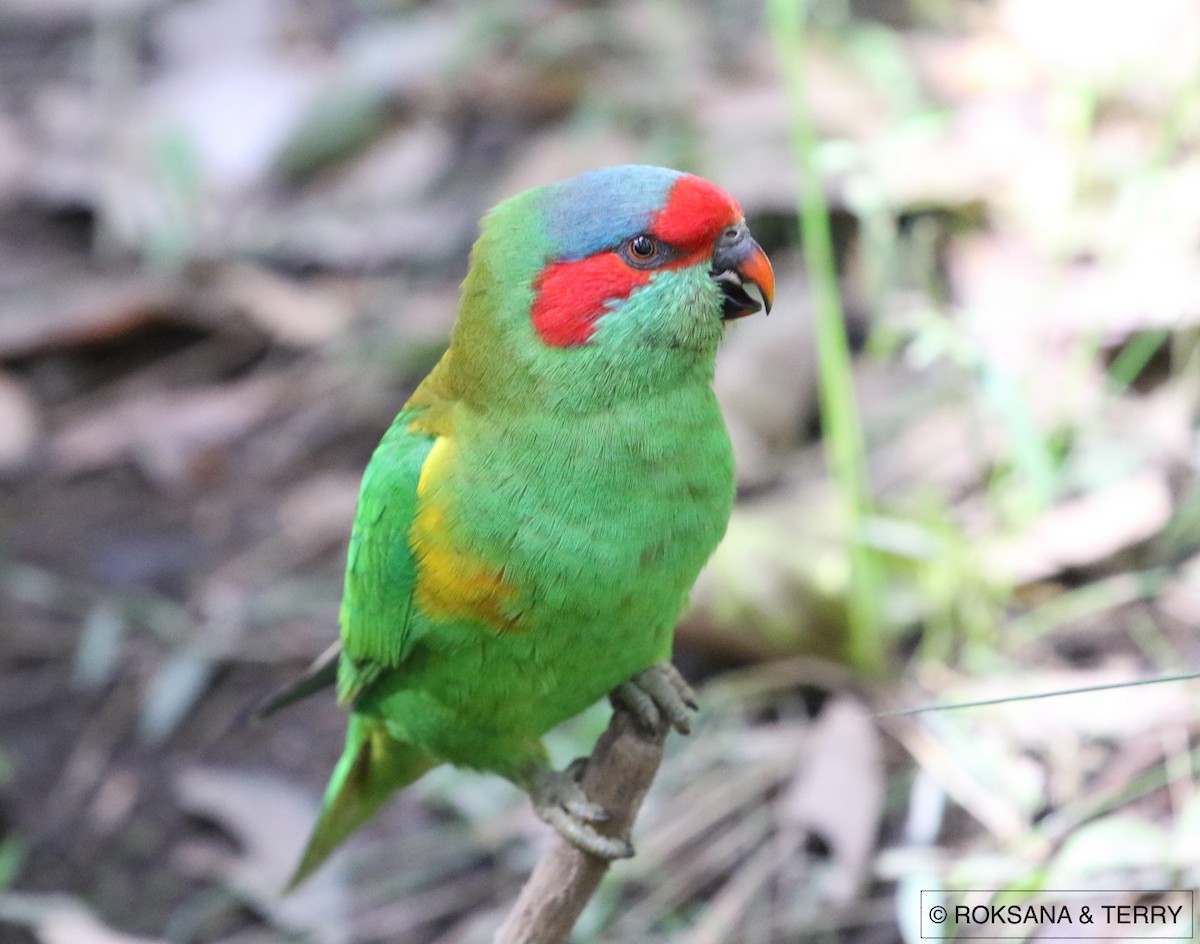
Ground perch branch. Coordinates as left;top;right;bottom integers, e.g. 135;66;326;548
493;706;670;944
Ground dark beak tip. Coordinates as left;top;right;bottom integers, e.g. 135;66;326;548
715;278;762;320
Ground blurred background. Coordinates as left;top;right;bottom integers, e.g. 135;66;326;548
1;0;1199;941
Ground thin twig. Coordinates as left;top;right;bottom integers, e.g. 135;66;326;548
493;707;670;944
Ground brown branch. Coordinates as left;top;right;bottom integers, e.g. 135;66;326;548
493;707;670;944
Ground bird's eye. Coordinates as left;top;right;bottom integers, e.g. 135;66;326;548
628;235;657;260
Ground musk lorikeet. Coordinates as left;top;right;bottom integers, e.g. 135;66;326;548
279;164;775;887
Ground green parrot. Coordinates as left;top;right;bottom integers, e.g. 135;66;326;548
278;164;775;888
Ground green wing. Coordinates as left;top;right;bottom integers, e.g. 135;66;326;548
337;408;436;704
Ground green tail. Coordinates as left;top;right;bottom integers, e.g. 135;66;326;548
287;715;435;890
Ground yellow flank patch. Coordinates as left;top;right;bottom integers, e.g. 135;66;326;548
410;437;523;631
406;389;459;440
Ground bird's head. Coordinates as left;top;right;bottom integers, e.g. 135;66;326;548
452;165;775;411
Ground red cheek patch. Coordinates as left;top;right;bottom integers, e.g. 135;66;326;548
531;253;652;347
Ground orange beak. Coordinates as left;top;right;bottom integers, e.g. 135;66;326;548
712;225;775;319
737;239;775;315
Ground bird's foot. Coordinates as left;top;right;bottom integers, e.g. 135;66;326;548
610;662;698;735
528;766;634;860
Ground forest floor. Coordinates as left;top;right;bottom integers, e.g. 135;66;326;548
1;1;1199;942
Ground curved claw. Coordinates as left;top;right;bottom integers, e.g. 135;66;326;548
538;804;634;859
563;756;590;783
611;662;698;735
527;767;632;859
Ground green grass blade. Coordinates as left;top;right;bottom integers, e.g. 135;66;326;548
767;0;887;676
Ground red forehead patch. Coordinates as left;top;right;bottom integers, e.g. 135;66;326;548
649;175;743;250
